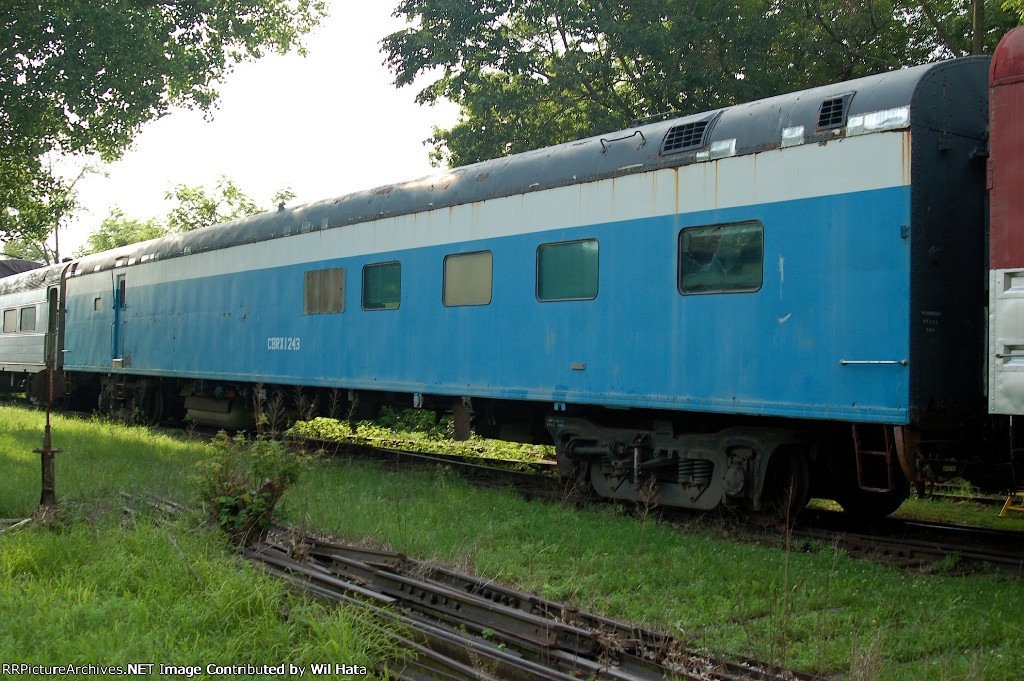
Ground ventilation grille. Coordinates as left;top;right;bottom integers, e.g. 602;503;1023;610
661;120;710;154
817;94;853;129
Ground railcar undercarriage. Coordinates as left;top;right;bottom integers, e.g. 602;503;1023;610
69;372;1024;523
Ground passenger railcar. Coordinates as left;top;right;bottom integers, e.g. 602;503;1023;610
5;28;1024;523
0;263;66;392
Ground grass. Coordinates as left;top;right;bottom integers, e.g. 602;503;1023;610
287;454;1024;680
0;512;400;674
4;404;1024;680
809;491;1024;530
0;405;405;679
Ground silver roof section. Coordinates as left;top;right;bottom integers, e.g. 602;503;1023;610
73;56;989;276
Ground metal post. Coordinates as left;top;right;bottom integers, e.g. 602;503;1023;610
34;359;62;507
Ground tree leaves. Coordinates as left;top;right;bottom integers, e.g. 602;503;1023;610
1;0;326;243
384;0;1020;167
73;176;294;256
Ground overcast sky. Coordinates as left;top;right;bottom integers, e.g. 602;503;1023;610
59;1;459;254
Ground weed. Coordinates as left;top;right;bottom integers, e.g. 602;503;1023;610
288;406;554;464
191;432;313;546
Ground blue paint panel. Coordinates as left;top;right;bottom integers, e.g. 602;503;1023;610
64;186;911;423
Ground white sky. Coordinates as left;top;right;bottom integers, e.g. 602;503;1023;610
58;1;460;255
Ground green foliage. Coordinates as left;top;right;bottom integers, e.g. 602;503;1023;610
0;513;404;671
74;207;168;256
288;406;553;463
192;432;314;545
2;237;50;264
1006;0;1024;21
1;0;326;242
74;177;294;254
166;175;261;232
289;459;1024;680
164;175;297;232
0;405;205;517
386;0;1020;167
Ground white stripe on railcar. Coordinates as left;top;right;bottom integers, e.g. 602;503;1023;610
74;131;909;293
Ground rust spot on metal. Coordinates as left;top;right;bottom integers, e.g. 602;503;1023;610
374;185;395;196
476;173;490;182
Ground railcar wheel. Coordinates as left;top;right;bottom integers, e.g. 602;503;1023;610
137;384;165;427
836;477;909;519
744;449;809;526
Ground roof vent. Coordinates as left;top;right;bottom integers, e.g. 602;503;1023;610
817;93;854;129
661;119;712;154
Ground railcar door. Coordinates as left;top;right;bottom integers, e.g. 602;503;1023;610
45;286;58;365
112;273;125;362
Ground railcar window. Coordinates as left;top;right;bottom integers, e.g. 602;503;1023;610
444;251;493;306
362;262;401;310
679;221;763;294
537;239;599;301
94;297;103;311
2;309;15;333
19;306;36;332
304;267;346;315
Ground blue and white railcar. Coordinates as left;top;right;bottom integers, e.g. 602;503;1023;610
57;56;993;519
0;264;66;391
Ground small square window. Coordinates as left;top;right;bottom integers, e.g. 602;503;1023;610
19;306;36;332
94;297;103;311
2;309;16;333
537;239;599;301
362;262;401;310
444;251;492;306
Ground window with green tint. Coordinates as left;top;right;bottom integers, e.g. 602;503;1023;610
19;306;36;332
362;261;401;310
537;239;599;301
678;221;763;294
444;251;492;306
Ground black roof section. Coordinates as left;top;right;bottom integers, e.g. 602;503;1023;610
0;258;43;279
72;56;990;276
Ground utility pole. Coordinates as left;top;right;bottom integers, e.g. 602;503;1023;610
972;0;985;55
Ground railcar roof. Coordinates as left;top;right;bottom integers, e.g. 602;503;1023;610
72;56;989;277
0;262;67;297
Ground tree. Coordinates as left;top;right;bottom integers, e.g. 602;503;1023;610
74;209;168;257
3;238;52;265
75;177;296;255
1;0;326;243
165;176;296;232
384;0;1019;167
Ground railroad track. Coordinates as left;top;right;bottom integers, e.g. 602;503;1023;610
291;434;1024;575
118;491;822;680
247;531;826;681
791;510;1024;573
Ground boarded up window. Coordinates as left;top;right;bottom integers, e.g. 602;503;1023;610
362;262;401;310
537;239;599;301
444;251;492;306
679;221;763;294
304;268;346;315
2;309;15;333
